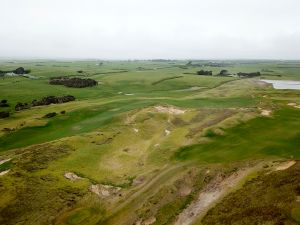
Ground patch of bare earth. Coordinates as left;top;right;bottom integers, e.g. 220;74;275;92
259;108;272;116
135;217;156;225
275;160;296;171
0;158;12;176
64;172;82;181
287;103;300;109
174;166;260;225
0;158;11;165
0;170;10;176
89;184;121;198
154;106;186;115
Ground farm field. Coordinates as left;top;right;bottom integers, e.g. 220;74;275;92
0;60;300;225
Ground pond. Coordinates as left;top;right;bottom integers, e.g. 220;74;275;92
261;79;300;90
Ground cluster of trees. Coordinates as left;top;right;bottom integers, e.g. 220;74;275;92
219;70;230;76
0;100;9;107
15;102;31;111
15;95;76;111
43;112;57;118
237;72;261;77
49;77;98;88
197;70;213;76
0;67;31;75
0;111;9;118
32;95;75;106
196;69;261;77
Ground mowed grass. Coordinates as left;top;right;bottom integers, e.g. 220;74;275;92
175;108;300;162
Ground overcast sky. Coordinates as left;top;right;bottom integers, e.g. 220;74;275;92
1;0;300;59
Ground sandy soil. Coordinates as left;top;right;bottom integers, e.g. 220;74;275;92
89;184;121;198
260;109;272;116
135;217;156;225
165;129;171;136
0;158;11;165
275;160;296;171
155;106;186;115
64;172;82;181
174;166;260;225
0;169;10;176
288;103;300;109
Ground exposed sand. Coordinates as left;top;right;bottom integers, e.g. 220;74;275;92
155;106;186;115
0;158;11;165
89;184;121;198
165;129;171;136
0;169;10;176
135;217;156;225
288;103;300;109
260;109;272;116
174;166;260;225
64;172;82;181
275;160;296;171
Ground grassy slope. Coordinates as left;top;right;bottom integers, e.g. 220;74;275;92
175;108;300;163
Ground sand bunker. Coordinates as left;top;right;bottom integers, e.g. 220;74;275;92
155;106;186;115
260;109;272;116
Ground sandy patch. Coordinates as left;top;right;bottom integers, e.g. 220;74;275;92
288;103;300;109
0;169;10;176
275;161;296;171
165;129;171;136
64;172;82;181
135;217;156;225
155;106;186;115
260;109;272;116
89;184;121;198
0;158;11;165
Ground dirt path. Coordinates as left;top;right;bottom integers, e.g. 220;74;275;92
174;165;262;225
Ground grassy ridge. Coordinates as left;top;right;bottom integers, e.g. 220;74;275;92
175;108;300;162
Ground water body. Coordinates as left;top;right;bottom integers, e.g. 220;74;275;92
261;80;300;90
